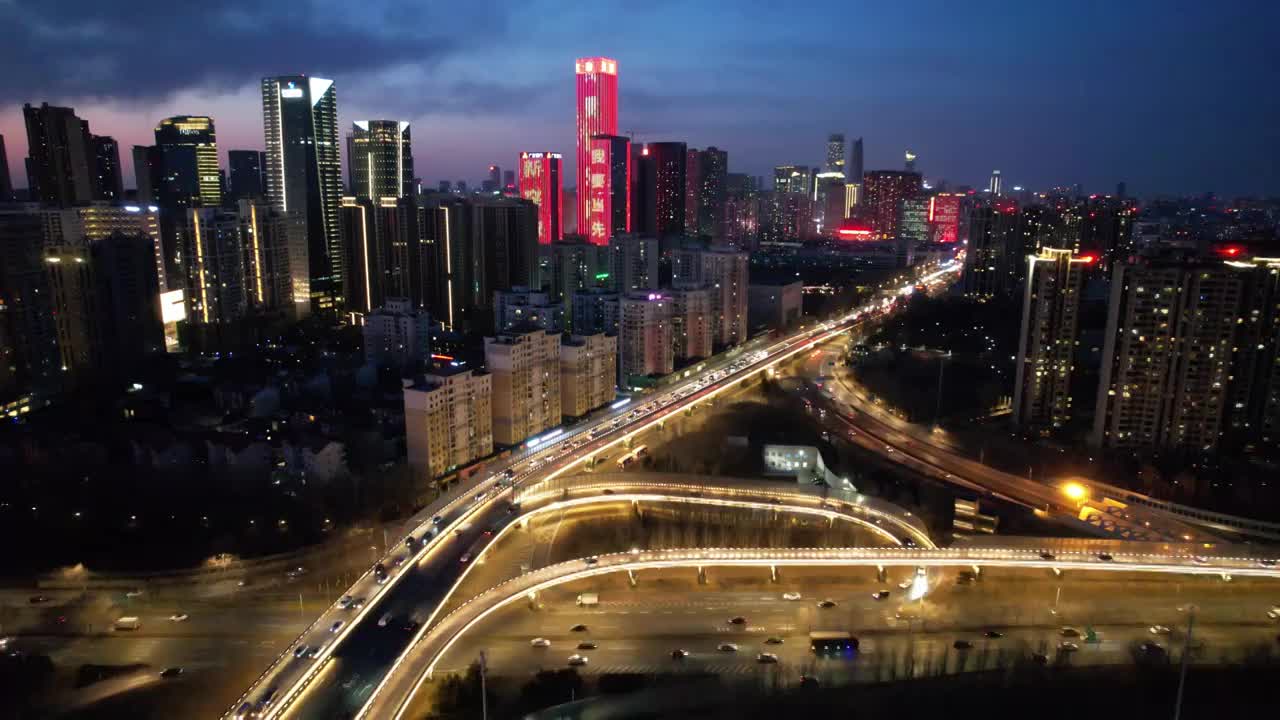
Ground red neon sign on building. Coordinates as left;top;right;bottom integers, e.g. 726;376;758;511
576;57;619;246
518;152;563;245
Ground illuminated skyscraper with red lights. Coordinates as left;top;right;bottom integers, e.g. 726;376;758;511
575;57;620;245
518;152;563;245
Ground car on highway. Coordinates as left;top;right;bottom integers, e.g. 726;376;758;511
285;566;307;579
1058;641;1080;652
404;618;420;632
728;616;747;625
1139;641;1166;658
293;645;309;658
1149;625;1172;635
124;588;145;598
1096;552;1114;562
28;595;50;604
577;641;598;650
234;702;253;719
168;613;189;622
307;643;327;658
329;620;344;633
531;638;551;648
782;592;802;601
570;624;588;633
567;654;589;666
584;556;599;566
871;590;891;601
378;613;393;628
432;515;443;525
984;630;1004;639
1039;552;1055;560
817;599;837;609
717;642;739;652
765;637;784;645
671;649;690;659
1031;652;1049;665
337;595;353;609
1060;627;1081;638
953;640;974;650
756;652;778;664
351;597;366;609
897;579;914;590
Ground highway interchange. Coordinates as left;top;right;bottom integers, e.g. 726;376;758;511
220;259;1280;720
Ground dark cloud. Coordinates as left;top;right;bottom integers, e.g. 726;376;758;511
0;0;511;103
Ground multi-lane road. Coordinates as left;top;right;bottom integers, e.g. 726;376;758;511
225;264;962;719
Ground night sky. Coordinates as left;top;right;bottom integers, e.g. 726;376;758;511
1;1;1276;198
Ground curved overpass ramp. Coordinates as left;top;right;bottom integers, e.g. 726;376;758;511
360;544;1280;719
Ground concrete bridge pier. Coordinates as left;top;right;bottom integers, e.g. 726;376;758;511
770;565;778;583
876;564;886;583
697;566;707;585
628;569;638;587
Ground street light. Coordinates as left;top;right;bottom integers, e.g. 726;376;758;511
1061;482;1088;502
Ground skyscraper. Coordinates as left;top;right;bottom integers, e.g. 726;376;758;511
182;207;247;324
154;116;222;208
518;151;564;245
989;170;1003;197
23;103;95;206
575;57;620;245
348;120;412;200
227;150;266;200
850;137;864;183
0;134;13;201
485;328;562;446
262;76;342;312
590;134;631;239
132;145;160;203
630;141;686;237
773;165;812;196
90;135;123;202
904;149;917;172
825;134;846;176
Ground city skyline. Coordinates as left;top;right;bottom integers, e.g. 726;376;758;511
1;2;1277;198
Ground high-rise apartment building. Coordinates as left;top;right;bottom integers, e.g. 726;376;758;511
861;170;921;239
90;135;123;202
571;288;620;336
696;248;749;347
608;234;659;293
228;150;266;200
695;147;728;241
850;137;864;183
235;199;306;317
1092;261;1243;452
339;196;380;314
132;145;160;203
1012;248;1094;431
560;333;617;418
668;286;713;362
348;120;413;200
630;141;686;237
485;327;561;446
0;210;60;400
404;366;493;480
42;245;95;379
182;207;247;324
576;57;620;245
154;116;222;208
989;170;1003;197
518;152;563;245
494;287;563;333
618;292;673;382
23;103;95;206
961;202;1028;299
262;75;342;312
363;297;431;370
549;238;608;304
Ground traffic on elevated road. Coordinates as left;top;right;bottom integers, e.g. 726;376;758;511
224;261;963;719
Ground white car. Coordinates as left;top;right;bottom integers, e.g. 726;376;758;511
168;613;189;622
1058;641;1079;652
567;654;588;666
378;613;393;628
1267;607;1280;620
717;642;739;652
531;637;551;648
1149;625;1172;635
125;589;145;598
782;592;802;601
